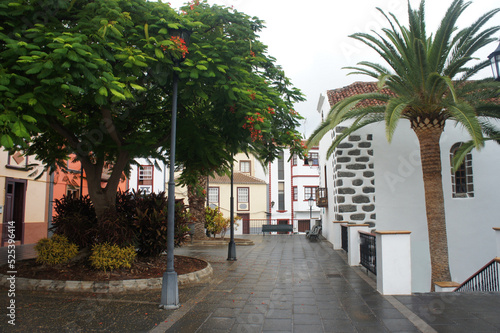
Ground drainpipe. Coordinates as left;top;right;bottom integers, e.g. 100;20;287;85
47;169;54;237
290;152;294;230
268;161;272;222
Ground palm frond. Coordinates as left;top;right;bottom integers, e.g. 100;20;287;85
385;97;409;142
451;140;475;171
447;102;484;148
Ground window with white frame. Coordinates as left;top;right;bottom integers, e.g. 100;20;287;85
304;186;317;200
292;186;298;201
138;165;153;189
139;165;153;181
237;187;249;211
450;143;474;198
240;161;251;173
208;187;219;207
292;154;297;166
309;152;319;166
278;182;285;210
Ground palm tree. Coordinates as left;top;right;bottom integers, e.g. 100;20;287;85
308;0;500;290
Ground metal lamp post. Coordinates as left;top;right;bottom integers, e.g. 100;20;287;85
160;28;190;310
488;40;500;81
227;161;237;261
308;196;314;218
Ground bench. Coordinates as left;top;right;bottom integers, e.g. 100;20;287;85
306;225;322;242
262;224;293;235
305;225;319;238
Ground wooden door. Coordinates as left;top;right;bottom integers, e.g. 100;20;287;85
239;213;250;234
298;220;310;233
3;178;27;244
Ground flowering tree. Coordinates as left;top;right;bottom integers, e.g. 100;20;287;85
0;0;304;224
173;1;305;238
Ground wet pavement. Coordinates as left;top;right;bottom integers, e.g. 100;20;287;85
1;235;499;332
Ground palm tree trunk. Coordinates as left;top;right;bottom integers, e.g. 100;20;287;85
413;121;452;291
188;176;208;240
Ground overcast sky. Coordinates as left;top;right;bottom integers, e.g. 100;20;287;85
166;0;500;137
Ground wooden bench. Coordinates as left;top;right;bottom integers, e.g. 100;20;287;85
262;224;293;235
306;225;322;242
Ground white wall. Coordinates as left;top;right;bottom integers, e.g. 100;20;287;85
316;114;500;292
129;158;167;194
373;121;500;291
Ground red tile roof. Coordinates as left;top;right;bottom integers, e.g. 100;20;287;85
327;81;394;107
210;172;266;184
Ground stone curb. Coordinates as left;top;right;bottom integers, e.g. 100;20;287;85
0;260;213;294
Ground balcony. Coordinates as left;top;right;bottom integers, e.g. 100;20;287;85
316;187;328;207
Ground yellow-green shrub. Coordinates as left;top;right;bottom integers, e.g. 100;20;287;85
35;234;79;265
89;243;137;271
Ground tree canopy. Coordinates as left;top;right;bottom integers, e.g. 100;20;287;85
0;0;304;217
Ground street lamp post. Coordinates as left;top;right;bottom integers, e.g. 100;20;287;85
227;161;236;261
160;28;190;310
488;40;500;81
308;195;314;219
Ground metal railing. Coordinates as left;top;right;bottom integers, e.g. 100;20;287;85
359;231;376;275
455;258;500;292
240;219;297;235
341;224;348;253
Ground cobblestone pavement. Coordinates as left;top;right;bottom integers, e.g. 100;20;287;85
1;235;500;332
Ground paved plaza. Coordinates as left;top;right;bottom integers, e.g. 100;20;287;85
1;235;499;332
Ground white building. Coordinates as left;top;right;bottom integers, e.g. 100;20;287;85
316;82;500;292
129;158;167;195
268;145;321;233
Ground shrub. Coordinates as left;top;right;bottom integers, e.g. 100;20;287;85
205;207;240;238
51;190;190;256
35;234;79;265
89;243;137;272
51;195;97;248
135;193;190;257
205;207;228;238
93;208;136;247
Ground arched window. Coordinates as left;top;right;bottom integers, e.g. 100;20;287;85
450;143;474;198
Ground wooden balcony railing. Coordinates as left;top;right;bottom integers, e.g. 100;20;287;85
316;187;328;207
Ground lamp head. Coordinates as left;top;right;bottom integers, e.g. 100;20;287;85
488;40;500;81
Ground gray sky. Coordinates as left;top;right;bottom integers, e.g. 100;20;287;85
166;0;500;137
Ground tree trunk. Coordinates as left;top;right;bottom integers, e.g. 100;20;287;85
80;151;130;222
188;175;208;240
412;120;451;291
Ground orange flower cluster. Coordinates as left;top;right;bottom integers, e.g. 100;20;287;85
161;36;188;58
189;0;200;10
267;107;275;115
243;113;265;142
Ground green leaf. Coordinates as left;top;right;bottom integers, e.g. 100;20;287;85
190;70;199;79
154;48;164;59
109;89;126;100
98;86;108;96
26;64;43;75
196;65;207;71
12;121;28;138
22;115;37;123
1;135;13;148
129;83;146;91
167;23;180;29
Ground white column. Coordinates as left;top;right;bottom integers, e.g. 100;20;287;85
375;230;412;295
494;228;500;257
347;224;370;266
